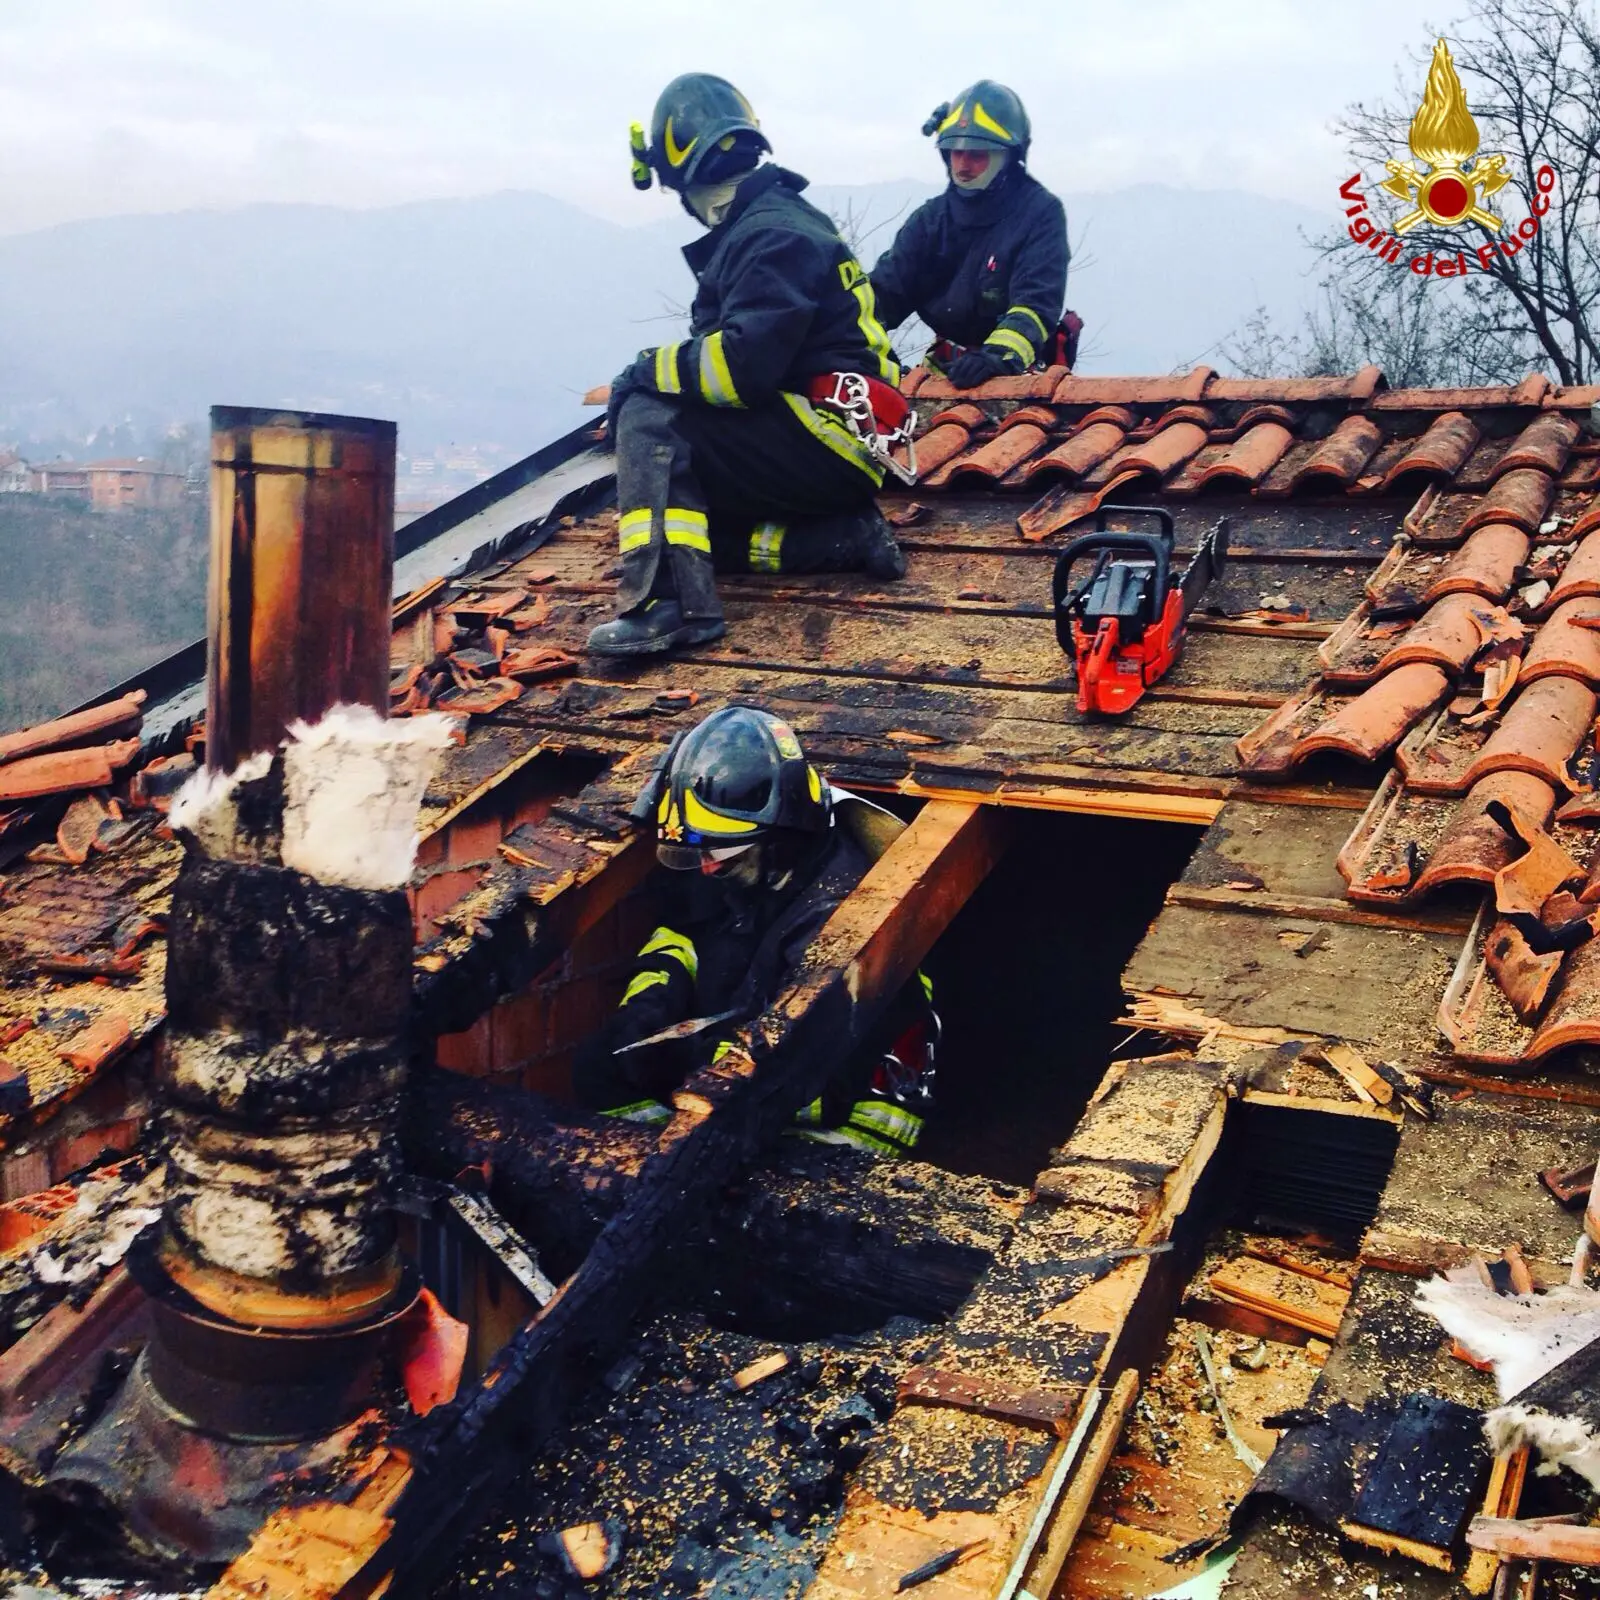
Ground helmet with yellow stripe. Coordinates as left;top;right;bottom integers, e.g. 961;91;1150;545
631;706;832;870
922;81;1031;159
634;73;771;195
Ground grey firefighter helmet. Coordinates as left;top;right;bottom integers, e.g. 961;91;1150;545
631;72;771;194
922;80;1031;159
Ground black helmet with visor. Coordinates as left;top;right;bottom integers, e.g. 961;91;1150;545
631;705;832;872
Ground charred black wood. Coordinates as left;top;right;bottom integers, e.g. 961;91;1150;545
406;1069;1014;1325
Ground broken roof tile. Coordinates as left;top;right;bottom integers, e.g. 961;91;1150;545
1004;419;1127;488
1413;770;1557;896
1457;676;1597;792
59;1011;133;1073
0;741;141;804
1016;472;1140;541
1460;467;1558;536
1520;597;1600;685
1527;936;1600;1058
1497;413;1581;479
1379;412;1481;492
0;692;146;767
1285;416;1385;494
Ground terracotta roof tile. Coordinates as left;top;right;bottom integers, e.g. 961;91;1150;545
59;1011;133;1073
1284;416;1384;493
1354;437;1423;495
0;741;141;804
933;421;1052;487
1379;412;1481;492
1202;365;1384;403
1046;373;1208;407
1513;374;1555;406
1412;770;1556;895
1369;382;1543;411
1370;593;1518;678
1296;663;1453;765
1520;596;1600;684
1087;418;1209;487
912;422;976;479
915;366;1067;403
1021;474;1145;541
1527;937;1600;1056
1496;413;1581;479
1457;676;1597;791
1563;452;1600;489
1461;467;1558;536
1542;529;1600;611
1367;522;1530;616
1187;421;1295;489
1003;419;1127;488
0;692;146;766
1425;523;1532;606
923;403;987;431
997;404;1061;433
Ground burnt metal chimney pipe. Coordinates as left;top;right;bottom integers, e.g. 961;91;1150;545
206;406;395;771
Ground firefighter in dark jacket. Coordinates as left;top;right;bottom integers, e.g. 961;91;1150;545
573;707;937;1157
590;74;915;659
870;81;1074;389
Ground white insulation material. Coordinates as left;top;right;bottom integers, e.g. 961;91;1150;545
167;751;274;860
1415;1268;1600;1488
282;705;455;890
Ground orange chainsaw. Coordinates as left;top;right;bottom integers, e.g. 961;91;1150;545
1052;506;1229;716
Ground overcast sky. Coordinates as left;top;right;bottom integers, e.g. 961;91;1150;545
2;0;1458;237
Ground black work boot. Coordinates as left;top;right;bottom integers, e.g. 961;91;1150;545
773;506;907;579
586;599;726;659
857;505;908;580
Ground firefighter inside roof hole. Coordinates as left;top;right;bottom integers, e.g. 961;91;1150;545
870;80;1081;388
589;73;917;660
573;706;938;1158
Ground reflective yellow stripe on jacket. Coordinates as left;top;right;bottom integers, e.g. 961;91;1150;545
639;925;698;978
695;331;743;406
779;393;884;485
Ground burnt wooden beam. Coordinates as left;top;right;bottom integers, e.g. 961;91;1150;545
406;1069;1019;1325
379;799;1008;1594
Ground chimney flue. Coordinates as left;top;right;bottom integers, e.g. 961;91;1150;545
206;406;395;772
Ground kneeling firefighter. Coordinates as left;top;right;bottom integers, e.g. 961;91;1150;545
869;80;1079;388
590;73;917;660
573;706;937;1157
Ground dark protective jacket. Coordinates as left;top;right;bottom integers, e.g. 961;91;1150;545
632;165;901;411
870;166;1069;367
573;831;872;1112
572;828;932;1137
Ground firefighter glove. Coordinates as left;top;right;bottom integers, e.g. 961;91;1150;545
605;353;657;442
947;346;1022;389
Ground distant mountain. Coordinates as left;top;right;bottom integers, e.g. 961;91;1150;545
0;182;1328;456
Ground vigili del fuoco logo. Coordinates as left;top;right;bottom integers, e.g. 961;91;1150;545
1338;38;1558;278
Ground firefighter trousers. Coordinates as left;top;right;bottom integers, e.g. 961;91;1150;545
612;392;883;621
